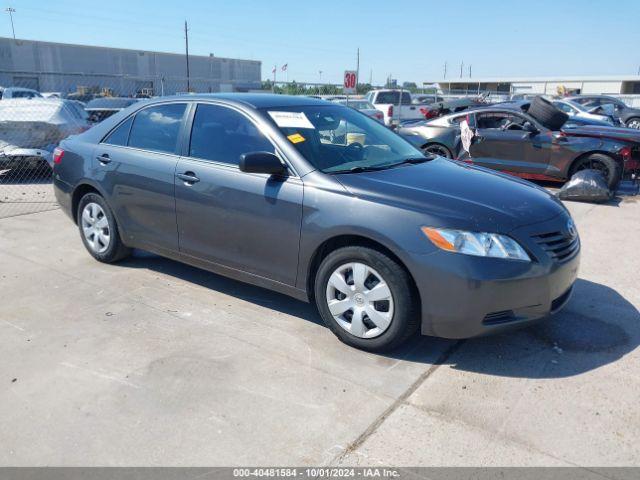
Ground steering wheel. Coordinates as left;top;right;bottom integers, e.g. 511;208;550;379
501;121;522;131
345;142;364;160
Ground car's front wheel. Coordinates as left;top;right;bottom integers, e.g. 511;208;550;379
314;246;419;352
77;192;131;263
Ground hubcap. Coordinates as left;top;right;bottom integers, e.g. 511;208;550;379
627;119;640;129
325;262;394;339
81;202;110;254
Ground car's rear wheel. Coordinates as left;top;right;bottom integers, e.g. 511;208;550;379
625;117;640;129
314;246;419;351
422;143;452;158
77;192;131;263
570;153;622;189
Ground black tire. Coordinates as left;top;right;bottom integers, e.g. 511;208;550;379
314;246;419;352
570;153;622;189
625;117;640;129
527;97;569;131
77;192;131;263
422;143;452;158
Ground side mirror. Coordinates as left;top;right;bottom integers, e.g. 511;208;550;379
523;121;538;133
239;152;288;176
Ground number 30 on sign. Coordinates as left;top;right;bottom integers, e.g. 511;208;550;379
343;70;357;94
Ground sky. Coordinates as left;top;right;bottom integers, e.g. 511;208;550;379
3;0;640;85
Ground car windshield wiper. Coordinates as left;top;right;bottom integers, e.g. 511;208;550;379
330;157;431;175
397;157;430;165
332;165;393;174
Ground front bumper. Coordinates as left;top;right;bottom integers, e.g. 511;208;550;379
409;216;580;339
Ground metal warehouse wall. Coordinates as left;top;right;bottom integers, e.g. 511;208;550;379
0;37;261;95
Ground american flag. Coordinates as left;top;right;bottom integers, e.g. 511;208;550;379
272;66;276;74
281;64;288;71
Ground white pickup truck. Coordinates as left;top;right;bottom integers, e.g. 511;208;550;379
365;89;426;126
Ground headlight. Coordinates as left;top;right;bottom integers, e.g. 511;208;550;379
421;227;531;261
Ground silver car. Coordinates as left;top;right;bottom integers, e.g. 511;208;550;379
552;99;615;125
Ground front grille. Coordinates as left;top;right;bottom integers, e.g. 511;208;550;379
531;230;580;262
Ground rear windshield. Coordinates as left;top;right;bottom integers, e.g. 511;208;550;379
374;91;411;105
261;104;422;174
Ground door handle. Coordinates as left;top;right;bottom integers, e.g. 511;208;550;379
176;171;200;184
96;154;111;164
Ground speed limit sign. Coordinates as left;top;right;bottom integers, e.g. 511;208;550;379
343;70;357;94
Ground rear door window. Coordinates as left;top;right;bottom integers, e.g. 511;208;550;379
128;103;187;154
188;103;274;165
104;116;134;146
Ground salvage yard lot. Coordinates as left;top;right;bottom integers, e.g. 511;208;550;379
1;197;639;467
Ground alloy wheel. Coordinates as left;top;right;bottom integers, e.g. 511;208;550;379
81;202;111;254
325;262;394;338
423;145;451;158
627;119;640;129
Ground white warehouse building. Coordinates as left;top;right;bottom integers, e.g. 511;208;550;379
429;76;640;96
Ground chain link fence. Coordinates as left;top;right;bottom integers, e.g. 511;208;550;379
2;73;639;219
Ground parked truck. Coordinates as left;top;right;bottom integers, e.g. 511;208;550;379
365;89;427;126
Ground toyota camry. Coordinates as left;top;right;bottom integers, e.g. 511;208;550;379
52;94;580;351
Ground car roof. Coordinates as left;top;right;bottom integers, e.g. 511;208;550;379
145;93;330;109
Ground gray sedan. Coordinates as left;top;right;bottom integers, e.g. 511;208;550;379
52;94;579;351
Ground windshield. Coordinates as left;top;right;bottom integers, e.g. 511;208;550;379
262;104;424;174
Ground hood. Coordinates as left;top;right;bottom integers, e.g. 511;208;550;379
563;125;640;143
335;158;566;233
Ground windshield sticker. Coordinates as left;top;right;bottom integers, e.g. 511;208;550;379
287;133;306;144
268;111;315;129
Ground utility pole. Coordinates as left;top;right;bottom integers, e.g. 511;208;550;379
318;70;322;83
184;20;191;92
469;64;472;78
369;69;372;86
6;7;15;40
356;47;360;87
460;61;464;79
443;61;447;79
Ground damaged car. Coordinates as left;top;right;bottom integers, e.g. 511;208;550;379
85;97;139;124
399;104;640;188
0;98;90;172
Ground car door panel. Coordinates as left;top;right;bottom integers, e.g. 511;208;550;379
175;161;303;285
96;145;180;251
469;113;551;174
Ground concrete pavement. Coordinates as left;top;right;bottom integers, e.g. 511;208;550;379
1;197;638;467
